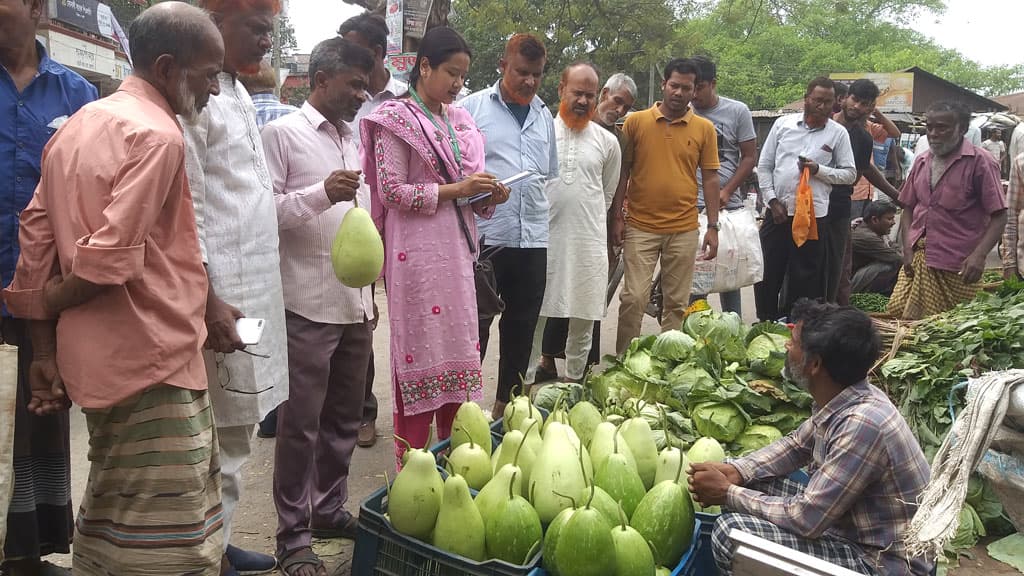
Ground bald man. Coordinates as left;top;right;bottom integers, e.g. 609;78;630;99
526;63;620;385
4;3;226;573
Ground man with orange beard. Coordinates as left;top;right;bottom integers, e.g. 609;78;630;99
183;1;288;574
460;34;558;417
525;63;620;385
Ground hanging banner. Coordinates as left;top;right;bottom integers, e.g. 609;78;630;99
403;0;433;39
386;53;417;84
385;0;404;54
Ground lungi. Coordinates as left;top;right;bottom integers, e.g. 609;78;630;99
74;385;223;575
887;239;980;320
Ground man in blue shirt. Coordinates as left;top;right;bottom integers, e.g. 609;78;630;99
240;59;298;129
459;34;558;418
1;0;96;573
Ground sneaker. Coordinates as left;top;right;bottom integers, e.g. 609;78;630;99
224;545;277;575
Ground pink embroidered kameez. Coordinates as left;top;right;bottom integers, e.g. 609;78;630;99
361;100;491;458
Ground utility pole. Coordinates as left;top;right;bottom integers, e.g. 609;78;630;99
649;61;657;107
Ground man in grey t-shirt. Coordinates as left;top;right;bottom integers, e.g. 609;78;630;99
690;56;757;314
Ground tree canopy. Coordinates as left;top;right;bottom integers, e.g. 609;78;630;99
451;0;1024;109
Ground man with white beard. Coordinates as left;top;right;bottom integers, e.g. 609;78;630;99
4;3;227;573
526;63;620;385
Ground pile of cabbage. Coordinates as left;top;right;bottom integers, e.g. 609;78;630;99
583;310;813;457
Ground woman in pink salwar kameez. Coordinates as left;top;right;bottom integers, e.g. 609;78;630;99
360;27;509;464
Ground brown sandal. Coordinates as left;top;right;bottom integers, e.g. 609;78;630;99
310;512;359;540
279;547;326;576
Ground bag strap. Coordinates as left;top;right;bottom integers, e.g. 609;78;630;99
454;203;478;257
397;100;479;259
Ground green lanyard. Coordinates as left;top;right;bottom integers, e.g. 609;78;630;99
409;87;462;168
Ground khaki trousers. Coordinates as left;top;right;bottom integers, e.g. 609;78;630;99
616;225;699;353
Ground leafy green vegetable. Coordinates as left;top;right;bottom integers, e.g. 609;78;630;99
651;330;696;362
752;406;810;435
734;425;783;454
947;503;985;553
849;292;890;313
691;401;747;442
879;291;1024;458
746;333;788;378
533;382;584;412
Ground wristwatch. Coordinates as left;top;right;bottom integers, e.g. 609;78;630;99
707;221;721;231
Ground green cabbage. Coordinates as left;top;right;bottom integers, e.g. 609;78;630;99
735;425;783;454
746;333;789;378
651;330;697;362
752;406;809;435
691;401;746;442
948;503;985;552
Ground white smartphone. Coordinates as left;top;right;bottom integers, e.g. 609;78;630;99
236;318;265;346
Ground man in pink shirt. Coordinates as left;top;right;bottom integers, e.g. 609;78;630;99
2;3;226;574
260;37;374;576
888;100;1007;320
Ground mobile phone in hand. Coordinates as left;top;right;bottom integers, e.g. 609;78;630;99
235;318;265;346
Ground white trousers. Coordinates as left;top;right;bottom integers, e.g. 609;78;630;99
526;316;595;383
217;424;254;551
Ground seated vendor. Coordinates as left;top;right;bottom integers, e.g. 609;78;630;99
688;300;933;576
851;200;901;295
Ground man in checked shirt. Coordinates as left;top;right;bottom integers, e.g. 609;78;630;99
689;299;933;576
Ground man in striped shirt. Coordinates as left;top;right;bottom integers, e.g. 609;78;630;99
690;300;933;576
260;37;374;575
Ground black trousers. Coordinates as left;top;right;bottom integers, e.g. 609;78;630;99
479;247;547;403
823;215;852;304
753;216;827;321
541;318;602;367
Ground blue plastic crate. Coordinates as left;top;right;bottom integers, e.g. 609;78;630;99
352;485;544;576
678;512;716;576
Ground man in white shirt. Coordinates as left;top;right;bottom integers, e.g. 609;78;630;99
338;12;406;448
261;37;375;576
981;127;1006;171
526;63;620;385
754;76;856;321
184;2;289;573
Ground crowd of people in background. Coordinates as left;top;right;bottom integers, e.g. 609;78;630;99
1;0;1018;574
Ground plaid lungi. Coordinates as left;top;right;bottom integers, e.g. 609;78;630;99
73;385;223;575
887;238;979;320
711;476;878;576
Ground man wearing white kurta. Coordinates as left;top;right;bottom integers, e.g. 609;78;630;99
182;3;288;573
527;63;620;383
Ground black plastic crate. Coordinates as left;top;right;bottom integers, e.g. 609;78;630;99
352;486;543;576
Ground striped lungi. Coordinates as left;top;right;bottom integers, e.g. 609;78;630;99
887;238;980;320
74;385;223;576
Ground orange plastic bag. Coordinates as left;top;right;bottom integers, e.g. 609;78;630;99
792;167;818;247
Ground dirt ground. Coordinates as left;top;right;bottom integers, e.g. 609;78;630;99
44;278;1020;575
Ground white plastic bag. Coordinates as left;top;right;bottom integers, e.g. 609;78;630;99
0;343;19;560
691;206;764;295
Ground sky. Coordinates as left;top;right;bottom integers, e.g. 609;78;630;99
911;0;1024;67
290;0;1023;68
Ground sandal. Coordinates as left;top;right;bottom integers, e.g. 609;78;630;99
310;512;359;540
279;547;326;576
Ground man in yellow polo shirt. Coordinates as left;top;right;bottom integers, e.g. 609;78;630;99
610;58;721;353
